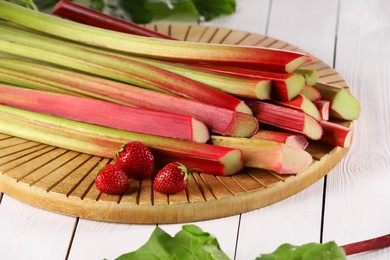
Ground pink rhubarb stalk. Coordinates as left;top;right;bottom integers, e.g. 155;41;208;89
274;94;321;121
300;84;321;101
248;101;323;140
0;84;210;143
0;1;310;73
341;234;390;256
314;100;330;120
251;130;309;150
320;120;352;148
52;0;176;40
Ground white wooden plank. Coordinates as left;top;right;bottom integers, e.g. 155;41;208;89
267;0;339;65
159;215;240;259
322;1;390;259
236;0;339;258
68;219;156;260
204;0;270;34
0;195;75;260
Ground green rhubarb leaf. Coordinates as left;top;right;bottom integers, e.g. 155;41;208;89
115;225;230;260
193;0;236;21
256;241;347;260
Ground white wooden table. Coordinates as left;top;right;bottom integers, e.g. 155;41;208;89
0;0;389;259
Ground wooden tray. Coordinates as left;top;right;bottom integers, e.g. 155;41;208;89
0;24;353;224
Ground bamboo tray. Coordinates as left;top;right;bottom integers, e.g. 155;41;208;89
0;24;354;224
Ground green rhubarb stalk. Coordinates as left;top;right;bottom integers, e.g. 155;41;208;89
294;68;319;86
121;56;272;100
314;82;360;120
0;84;210;143
0;58;259;138
300;84;321;101
211;136;313;174
0;104;244;176
0;23;251;114
0;0;309;73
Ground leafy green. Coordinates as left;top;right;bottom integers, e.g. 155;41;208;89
115;225;230;260
33;0;236;23
256;241;347;260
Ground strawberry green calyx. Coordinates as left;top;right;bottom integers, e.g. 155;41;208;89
0;1;309;73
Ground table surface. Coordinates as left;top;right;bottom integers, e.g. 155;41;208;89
0;0;389;259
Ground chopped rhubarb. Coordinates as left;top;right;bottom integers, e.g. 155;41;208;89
211;136;313;174
0;24;250;114
274;94;321;121
251;130;309;150
314;100;330;121
314;82;361;120
0;105;244;176
185;64;305;101
0;1;309;72
52;0;176;40
300;84;322;101
248;101;323;140
0;84;210;143
0;58;259;138
294;68;319;86
320;120;352;148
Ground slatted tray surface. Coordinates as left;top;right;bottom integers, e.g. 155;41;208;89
0;24;353;223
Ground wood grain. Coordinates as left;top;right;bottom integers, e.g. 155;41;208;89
0;24;354;224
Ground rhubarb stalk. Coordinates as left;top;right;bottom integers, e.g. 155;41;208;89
248;101;323;140
0;105;244;176
314;82;361;120
0;58;259;138
0;84;210;143
52;0;176;40
294;68;319;86
274;94;321;121
0;23;251;114
300;84;321;101
0;0;309;72
211;136;313;174
251;130;309;150
320;120;352;148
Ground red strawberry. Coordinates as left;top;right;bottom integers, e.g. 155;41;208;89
95;163;130;194
115;141;155;179
153;162;190;194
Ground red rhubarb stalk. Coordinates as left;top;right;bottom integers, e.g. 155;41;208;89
274;94;321;121
320;120;352;148
248;101;323;140
0;58;259;138
0;84;210;143
0;105;244;176
341;234;390;256
314;100;330;120
300;84;321;101
0;1;310;73
52;0;176;40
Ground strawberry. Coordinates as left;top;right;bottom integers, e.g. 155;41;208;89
115;141;155;179
153;162;190;194
95;163;130;194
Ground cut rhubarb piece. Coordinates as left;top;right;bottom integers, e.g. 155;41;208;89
248;101;323;140
251;130;309;149
123;56;272;100
314;82;361;120
320;120;352;148
0;1;309;72
0;84;210;143
274;94;321;121
0;24;250;114
314;100;330;121
0;58;258;138
0;105;244;176
211;136;313;174
294;68;319;86
187;64;305;101
52;0;176;40
300;84;322;101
